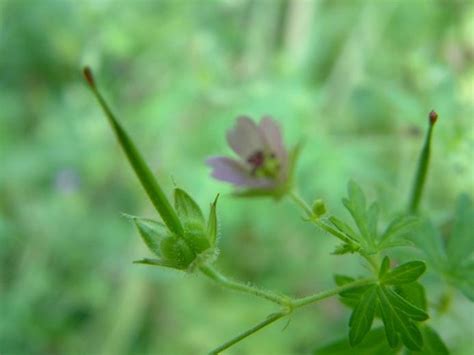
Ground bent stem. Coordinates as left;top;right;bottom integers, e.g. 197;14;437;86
289;190;312;217
199;265;290;306
202;264;375;353
208;311;287;355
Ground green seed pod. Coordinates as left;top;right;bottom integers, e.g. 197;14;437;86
182;225;211;254
312;199;327;217
160;237;195;269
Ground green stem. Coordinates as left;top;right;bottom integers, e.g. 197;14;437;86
208;312;287;355
202;264;375;353
199;265;290;306
82;67;184;236
408;112;437;214
292;277;374;308
289;190;312;217
360;253;379;275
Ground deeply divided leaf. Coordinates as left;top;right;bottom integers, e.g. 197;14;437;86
395;282;427;311
314;327;400;355
377;286;424;351
381;261;426;285
446;194;474;269
349;286;377;346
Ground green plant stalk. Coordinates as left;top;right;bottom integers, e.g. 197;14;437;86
408;113;437;214
208;311;287;355
291;276;374;308
83;67;184;236
289;190;312;217
203;265;375;353
199;265;290;306
289;191;355;245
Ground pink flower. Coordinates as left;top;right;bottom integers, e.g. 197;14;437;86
207;116;294;196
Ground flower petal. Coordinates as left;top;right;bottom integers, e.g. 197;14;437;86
226;116;265;160
259;117;286;160
206;156;274;188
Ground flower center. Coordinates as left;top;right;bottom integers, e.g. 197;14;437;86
247;150;279;179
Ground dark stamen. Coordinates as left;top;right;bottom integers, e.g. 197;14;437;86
247;151;265;168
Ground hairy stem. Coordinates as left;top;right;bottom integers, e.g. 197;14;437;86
208;311;287;355
199;265;290;306
289;190;312;217
202;264;375;353
292;276;374;308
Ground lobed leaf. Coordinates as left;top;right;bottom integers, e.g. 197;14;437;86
381;261;426;285
384;287;428;321
380;215;419;242
329;216;360;243
446;194;474;268
314;327;399;355
379;256;390;279
405;325;449;355
395;282;427;311
376;286;424;351
349;286;377;346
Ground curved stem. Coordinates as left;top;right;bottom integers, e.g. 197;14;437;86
292;277;374;308
199;265;290;306
202;264;376;353
208;311;287;355
289;190;312;217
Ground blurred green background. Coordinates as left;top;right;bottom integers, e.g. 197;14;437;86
1;0;473;354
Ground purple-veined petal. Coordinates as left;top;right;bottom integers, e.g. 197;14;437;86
259;117;289;181
259;116;286;160
206;156;274;188
226;116;265;160
206;156;251;186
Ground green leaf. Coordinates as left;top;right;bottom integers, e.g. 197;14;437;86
376;290;399;348
408;219;446;269
174;188;205;227
343;181;370;243
332;243;358;255
124;214;169;256
379;256;390;279
406;325;449;355
384;287;428;321
349;286;377;346
133;258;180;269
334;275;373;309
314;327;400;355
329;216;360;243
377;286;424;351
367;202;379;242
381;261;426;285
334;274;355;286
395;282;427;311
207;194;219;246
84;68;184;236
379;214;419;246
446;194;474;268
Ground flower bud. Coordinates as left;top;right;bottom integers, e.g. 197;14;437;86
312;199;327;217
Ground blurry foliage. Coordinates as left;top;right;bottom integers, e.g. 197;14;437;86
0;0;473;354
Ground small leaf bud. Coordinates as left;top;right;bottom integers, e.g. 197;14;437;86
312;199;327;217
